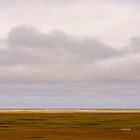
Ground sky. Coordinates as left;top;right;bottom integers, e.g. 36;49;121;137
0;0;140;108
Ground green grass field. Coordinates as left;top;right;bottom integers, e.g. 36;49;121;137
0;113;140;140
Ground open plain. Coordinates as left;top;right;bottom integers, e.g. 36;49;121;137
0;110;140;140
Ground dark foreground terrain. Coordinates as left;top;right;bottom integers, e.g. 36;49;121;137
0;112;140;140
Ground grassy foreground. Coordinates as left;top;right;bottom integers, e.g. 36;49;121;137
0;112;140;140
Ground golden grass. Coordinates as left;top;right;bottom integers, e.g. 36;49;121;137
0;111;140;139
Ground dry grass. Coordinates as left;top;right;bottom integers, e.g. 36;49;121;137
0;110;140;139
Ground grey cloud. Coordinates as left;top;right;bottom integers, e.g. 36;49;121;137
129;37;140;53
7;25;71;49
6;25;125;62
0;25;140;83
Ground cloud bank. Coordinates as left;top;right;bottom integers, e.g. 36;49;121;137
0;25;140;83
0;0;140;108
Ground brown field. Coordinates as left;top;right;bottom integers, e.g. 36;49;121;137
0;110;140;140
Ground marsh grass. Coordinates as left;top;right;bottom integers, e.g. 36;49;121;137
0;113;140;139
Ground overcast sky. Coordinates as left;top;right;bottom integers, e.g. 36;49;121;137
0;0;140;108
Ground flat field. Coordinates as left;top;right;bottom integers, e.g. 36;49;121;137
0;110;140;140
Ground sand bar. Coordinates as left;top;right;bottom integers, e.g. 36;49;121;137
0;109;140;113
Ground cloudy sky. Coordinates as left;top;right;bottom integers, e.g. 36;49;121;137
0;0;140;108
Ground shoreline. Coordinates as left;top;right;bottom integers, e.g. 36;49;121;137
0;109;140;113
